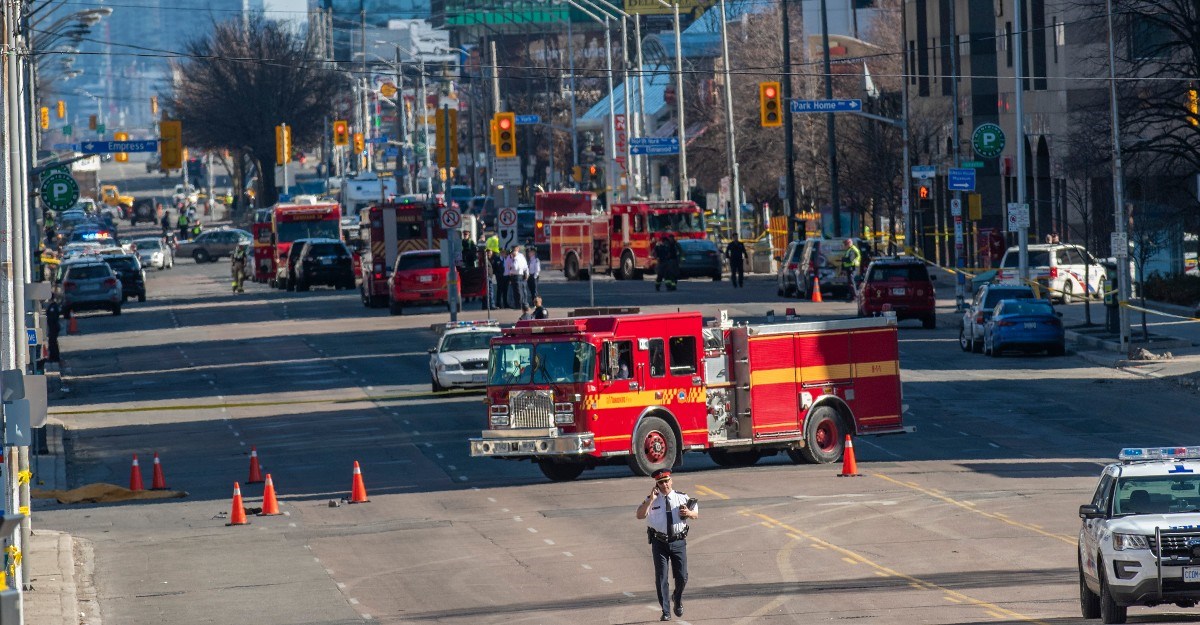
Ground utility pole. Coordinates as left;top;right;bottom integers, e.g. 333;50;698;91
671;0;687;201
900;1;912;254
394;48;411;194
819;0;842;237
1105;0;1131;353
1013;0;1028;285
949;0;964;311
444;103;460;323
718;0;741;238
781;0;798;239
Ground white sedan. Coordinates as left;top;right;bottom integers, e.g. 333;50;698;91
429;323;500;392
133;237;174;270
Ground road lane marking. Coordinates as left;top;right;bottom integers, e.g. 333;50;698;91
872;474;1074;544
694;484;729;500
746;510;1050;624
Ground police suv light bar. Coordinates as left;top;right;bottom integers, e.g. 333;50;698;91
432;320;500;335
1119;447;1200;462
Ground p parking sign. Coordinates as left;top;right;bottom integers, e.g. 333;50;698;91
972;123;1006;159
39;171;80;211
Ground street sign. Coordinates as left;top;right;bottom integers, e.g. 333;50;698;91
947;168;976;191
52;143;78;151
910;165;937;179
497;207;518;228
515;114;540;125
972;123;1006;158
439;204;462;230
630;136;679;156
38;172;79;211
96;123;105;135
79;140;159;154
62;125;72;136
1111;232;1129;257
790;99;863;113
960;160;985;168
493;157;521;184
498;227;518;250
950;198;962;217
1006;202;1030;232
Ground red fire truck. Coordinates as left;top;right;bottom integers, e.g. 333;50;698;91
469;310;908;481
547;201;705;280
358;198;444;307
266;201;342;288
533;191;597;257
251;208;274;282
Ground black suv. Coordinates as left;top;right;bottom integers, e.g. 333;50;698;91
279;238;312;291
101;254;147;302
294;239;355;291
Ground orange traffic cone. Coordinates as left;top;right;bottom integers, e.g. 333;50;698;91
247;446;264;484
259;474;281;516
67;316;79;335
227;482;249;526
150;452;168;490
838;435;861;477
129;454;144;491
349;461;369;503
811;277;824;303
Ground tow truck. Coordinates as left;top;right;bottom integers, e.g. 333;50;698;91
469;309;908;481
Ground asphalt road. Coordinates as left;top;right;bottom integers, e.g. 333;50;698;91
35;181;1200;624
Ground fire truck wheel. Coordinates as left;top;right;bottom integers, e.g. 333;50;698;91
538;460;585;482
629;416;678;476
564;254;580;280
620;252;637;281
796;406;844;464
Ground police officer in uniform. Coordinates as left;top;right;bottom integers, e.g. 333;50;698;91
636;469;698;621
725;238;748;288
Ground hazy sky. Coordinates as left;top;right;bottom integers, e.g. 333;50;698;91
262;0;310;24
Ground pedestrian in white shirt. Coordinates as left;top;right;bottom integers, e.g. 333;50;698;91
526;247;541;300
510;247;529;309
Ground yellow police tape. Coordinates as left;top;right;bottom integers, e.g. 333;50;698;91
47;387;478;416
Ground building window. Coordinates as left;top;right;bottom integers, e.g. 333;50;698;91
908;40;917;86
1052;17;1061;63
1129;14;1172;60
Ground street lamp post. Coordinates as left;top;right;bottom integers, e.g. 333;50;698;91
654;0;687;201
561;0;618;204
578;0;638;201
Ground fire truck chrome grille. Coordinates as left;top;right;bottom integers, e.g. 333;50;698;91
509;390;555;428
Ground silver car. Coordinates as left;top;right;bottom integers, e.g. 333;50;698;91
958;283;1036;353
177;228;251;263
133;237;174;270
57;259;122;316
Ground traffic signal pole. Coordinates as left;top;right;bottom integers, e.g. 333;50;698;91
717;0;742;239
948;0;964;311
780;0;799;238
819;0;842;237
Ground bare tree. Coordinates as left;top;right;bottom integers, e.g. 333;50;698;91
165;16;346;212
1061;113;1112;325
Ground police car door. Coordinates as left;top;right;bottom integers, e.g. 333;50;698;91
1081;469;1116;582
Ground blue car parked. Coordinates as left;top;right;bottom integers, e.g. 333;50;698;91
983;298;1066;357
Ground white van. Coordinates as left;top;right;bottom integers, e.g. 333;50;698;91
997;243;1106;304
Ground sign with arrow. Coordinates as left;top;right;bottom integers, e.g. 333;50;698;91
80;140;159;154
790;99;863;113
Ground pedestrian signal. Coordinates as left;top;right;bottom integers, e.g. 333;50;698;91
39;107;50;130
56;100;66;119
917;180;931;200
494;112;516;158
333;120;349;146
759;81;782;127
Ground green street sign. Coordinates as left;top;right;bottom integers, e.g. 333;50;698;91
39;172;79;211
96;123;106;134
62;124;72;136
961;160;985;168
972;123;1005;159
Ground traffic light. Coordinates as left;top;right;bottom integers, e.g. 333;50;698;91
759;81;782;127
88;114;97;130
1188;88;1199;127
333;120;349;146
159;120;183;170
494;112;516;158
39;106;49;130
352;132;365;154
572;166;582;182
588;165;603;190
114;132;129;162
917;180;931;201
275;123;292;164
56;100;65;119
434;108;459;169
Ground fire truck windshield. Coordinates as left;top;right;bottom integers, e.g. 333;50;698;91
277;220;340;243
489;341;597;385
648;212;704;233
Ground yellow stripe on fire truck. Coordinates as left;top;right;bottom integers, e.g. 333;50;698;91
584;387;707;410
749;359;898;386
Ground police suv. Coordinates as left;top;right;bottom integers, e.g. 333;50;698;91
1079;446;1200;623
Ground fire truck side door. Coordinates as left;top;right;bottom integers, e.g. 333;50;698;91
666;335;706;437
382;206;398;270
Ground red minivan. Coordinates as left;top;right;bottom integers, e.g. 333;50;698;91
389;250;456;315
856;256;938;328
